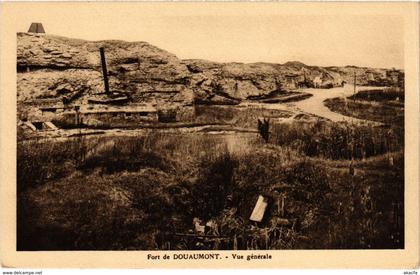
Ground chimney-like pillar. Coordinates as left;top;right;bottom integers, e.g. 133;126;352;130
99;47;110;94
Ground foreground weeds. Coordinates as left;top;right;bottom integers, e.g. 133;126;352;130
17;120;404;250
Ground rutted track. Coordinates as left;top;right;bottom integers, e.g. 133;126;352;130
291;84;384;125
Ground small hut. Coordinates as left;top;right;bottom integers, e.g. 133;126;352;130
284;74;300;89
387;69;401;86
28;23;45;34
366;70;375;82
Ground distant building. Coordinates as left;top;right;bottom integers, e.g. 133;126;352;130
335;77;345;87
387;69;403;87
28;23;45;34
284;74;300;89
313;76;322;88
366;70;375;82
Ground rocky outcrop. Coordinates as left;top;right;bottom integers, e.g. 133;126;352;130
183;60;349;103
17;32;402;107
17;32;193;107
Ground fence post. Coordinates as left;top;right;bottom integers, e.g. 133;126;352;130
265;228;269;249
349;160;354;176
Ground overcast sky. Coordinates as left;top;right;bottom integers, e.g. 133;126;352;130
14;4;404;69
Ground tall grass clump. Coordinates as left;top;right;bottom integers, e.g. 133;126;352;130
80;135;171;174
324;97;404;125
17;138;84;192
271;120;403;160
191;151;237;220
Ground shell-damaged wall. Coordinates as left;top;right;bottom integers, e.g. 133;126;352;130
17;32;193;107
50;105;196;129
56;111;158;129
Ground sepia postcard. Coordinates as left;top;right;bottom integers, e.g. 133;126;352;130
0;1;419;269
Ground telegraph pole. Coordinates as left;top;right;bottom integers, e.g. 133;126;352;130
353;70;356;96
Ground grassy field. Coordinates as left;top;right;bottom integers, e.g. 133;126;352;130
17;117;404;250
324;88;404;126
270;119;403;159
348;88;404;102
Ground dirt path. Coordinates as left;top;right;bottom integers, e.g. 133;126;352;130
291;84;384;123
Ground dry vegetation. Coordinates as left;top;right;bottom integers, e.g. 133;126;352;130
17;117;404;250
324;88;404;125
271;120;403;159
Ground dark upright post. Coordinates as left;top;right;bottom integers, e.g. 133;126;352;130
353;71;356;96
100;47;110;94
74;105;80;126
